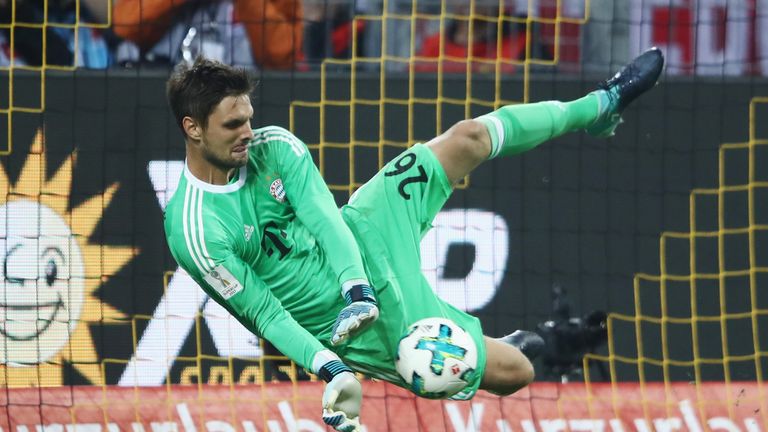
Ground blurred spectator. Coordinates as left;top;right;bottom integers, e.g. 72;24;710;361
303;0;446;72
416;5;526;73
112;0;302;69
303;0;362;66
356;0;419;72
581;0;630;73
0;0;112;67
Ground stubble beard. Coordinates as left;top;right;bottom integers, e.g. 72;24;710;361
201;143;247;171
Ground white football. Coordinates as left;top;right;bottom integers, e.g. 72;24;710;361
395;317;478;399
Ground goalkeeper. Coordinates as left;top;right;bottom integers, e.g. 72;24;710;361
163;48;664;431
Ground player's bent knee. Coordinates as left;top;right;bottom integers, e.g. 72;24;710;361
425;119;492;183
480;337;535;396
490;359;534;396
449;119;487;142
444;120;491;162
518;358;535;386
506;358;535;391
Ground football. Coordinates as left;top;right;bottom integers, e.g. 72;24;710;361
395;317;478;399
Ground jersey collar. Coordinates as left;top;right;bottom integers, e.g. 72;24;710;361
183;161;248;193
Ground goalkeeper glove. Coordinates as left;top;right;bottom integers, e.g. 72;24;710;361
318;358;362;432
331;283;379;346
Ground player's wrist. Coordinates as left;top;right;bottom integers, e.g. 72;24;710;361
342;281;377;306
312;350;353;382
318;360;354;383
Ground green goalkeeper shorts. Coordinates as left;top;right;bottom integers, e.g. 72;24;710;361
339;143;487;400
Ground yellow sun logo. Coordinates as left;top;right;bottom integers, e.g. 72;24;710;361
0;129;135;387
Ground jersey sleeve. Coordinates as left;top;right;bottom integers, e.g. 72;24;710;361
168;216;327;371
268;127;368;287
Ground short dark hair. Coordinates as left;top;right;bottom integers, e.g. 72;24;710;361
166;57;256;134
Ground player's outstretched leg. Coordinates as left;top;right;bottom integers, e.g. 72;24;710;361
425;47;665;184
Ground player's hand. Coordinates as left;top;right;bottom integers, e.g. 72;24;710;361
319;361;363;432
331;284;379;346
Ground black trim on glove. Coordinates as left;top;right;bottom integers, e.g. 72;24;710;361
318;360;353;383
344;284;377;305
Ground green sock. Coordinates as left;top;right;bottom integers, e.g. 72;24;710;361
476;92;605;158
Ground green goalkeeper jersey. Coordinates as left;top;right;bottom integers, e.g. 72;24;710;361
164;126;367;371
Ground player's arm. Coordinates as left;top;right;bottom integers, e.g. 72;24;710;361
270;127;378;345
168;232;363;431
212;255;364;431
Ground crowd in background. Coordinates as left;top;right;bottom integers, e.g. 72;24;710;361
0;0;635;73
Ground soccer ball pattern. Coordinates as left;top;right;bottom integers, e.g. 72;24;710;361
395;317;478;399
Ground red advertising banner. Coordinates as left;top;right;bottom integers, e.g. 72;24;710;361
1;381;765;432
631;0;767;75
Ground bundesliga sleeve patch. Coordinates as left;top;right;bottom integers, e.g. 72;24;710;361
204;265;243;300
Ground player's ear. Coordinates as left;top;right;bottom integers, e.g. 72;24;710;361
183;116;202;142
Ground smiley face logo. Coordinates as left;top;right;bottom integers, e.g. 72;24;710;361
0;200;85;364
0;129;135;387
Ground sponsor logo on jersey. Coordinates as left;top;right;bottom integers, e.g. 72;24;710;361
244;224;254;241
269;179;286;202
204;265;243;300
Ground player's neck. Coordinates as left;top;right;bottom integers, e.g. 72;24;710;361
186;156;235;186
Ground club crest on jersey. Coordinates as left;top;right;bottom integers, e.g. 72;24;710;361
269;178;286;202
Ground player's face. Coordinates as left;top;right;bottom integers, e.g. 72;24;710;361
200;95;255;170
